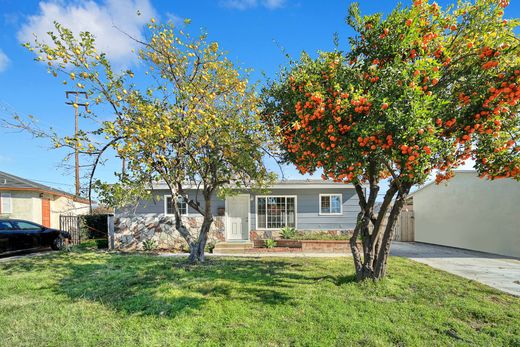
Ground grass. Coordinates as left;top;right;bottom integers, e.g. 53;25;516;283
0;249;519;346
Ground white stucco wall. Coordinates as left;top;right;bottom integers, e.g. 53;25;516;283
0;191;89;229
0;191;41;223
413;172;520;258
50;196;89;228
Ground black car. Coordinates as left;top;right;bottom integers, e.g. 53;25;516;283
0;219;71;255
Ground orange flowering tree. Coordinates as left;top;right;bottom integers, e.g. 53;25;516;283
262;0;519;280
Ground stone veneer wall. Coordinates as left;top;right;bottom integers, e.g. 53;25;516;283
113;214;225;251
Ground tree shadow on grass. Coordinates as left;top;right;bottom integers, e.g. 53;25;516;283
0;252;358;318
306;274;357;286
58;256;302;317
59;254;333;317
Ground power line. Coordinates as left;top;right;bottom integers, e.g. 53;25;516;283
28;179;76;187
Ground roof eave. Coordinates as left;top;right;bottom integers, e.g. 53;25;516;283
149;181;356;190
0;187;90;205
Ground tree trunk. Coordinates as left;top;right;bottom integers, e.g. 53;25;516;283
350;213;365;278
187;216;212;263
350;210;374;281
373;192;408;278
187;194;214;264
349;181;411;281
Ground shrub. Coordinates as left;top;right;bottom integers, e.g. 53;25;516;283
280;227;297;239
72;239;97;251
205;242;216;254
95;239;108;249
293;232;350;241
264;239;277;249
142;239;157;252
82;214;110;239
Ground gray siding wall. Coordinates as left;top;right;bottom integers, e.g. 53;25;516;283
250;188;359;231
121;187;360;231
120;189;225;216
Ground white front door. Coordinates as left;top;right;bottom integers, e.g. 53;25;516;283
226;194;249;240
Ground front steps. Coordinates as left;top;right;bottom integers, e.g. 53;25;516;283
213;241;254;254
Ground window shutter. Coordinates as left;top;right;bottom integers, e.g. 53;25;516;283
1;193;12;214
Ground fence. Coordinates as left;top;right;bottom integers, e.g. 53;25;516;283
376;203;415;242
107;215;114;249
394;210;415;242
59;215;82;245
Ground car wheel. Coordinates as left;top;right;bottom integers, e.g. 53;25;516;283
51;236;65;250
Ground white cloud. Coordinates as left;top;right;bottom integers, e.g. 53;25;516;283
221;0;256;10
262;0;285;9
165;12;184;26
0;50;9;72
17;0;156;64
220;0;285;10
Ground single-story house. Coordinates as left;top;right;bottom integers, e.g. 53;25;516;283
409;170;520;258
113;180;361;250
0;171;90;228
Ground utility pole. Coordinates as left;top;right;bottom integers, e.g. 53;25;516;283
65;91;89;197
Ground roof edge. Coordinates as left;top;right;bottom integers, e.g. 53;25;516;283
0;187;90;205
0;171;90;204
150;179;356;190
409;170;480;198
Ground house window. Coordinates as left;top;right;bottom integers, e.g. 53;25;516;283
0;193;12;214
164;195;188;215
256;196;296;229
320;194;342;215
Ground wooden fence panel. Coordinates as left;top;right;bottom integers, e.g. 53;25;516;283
394;210;415;241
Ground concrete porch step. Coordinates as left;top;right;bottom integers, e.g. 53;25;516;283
213;241;254;254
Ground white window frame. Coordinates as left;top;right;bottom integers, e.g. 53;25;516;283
0;192;12;214
163;195;188;216
255;195;297;230
319;193;343;216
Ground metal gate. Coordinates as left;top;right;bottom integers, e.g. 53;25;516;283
59;215;82;245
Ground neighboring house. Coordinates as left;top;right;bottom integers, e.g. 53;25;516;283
409;171;520;258
113;180;360;250
0;171;89;229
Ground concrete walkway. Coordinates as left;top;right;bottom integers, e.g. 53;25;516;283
391;242;520;297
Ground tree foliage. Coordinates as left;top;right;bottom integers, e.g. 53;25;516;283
262;0;519;280
20;18;274;262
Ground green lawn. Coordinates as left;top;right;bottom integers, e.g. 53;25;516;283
0;249;519;346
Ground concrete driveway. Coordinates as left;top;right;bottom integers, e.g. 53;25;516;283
0;249;51;263
391;242;520;296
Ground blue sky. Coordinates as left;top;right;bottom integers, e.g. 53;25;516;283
0;0;518;194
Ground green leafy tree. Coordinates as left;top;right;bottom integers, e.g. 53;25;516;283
18;18;274;263
263;0;519;280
